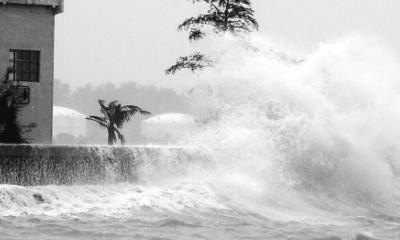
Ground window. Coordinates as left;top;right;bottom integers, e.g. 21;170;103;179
8;50;40;82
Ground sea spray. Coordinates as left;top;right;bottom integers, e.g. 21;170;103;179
180;34;400;218
1;34;400;239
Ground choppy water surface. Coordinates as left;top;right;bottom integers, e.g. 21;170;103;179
0;182;399;240
3;34;400;239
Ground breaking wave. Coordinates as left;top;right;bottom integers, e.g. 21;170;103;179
183;34;400;220
2;34;400;239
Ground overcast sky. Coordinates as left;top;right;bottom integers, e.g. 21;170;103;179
54;0;400;88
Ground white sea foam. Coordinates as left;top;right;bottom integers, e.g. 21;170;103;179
178;34;400;217
1;34;400;240
0;183;226;218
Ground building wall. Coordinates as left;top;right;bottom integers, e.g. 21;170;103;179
0;4;55;143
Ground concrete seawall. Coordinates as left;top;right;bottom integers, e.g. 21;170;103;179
0;144;197;186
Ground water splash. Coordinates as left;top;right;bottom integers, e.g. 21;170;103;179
2;34;400;239
180;34;400;218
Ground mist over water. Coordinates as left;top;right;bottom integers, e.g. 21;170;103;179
2;34;400;239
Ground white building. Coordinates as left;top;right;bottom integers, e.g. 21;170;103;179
142;113;198;143
53;106;87;144
0;0;63;143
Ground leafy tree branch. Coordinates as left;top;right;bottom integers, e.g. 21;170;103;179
167;0;259;75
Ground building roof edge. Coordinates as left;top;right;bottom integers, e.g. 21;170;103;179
0;0;63;14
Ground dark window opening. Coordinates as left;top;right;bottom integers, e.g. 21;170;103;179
8;50;40;82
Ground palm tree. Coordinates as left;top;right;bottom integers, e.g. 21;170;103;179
87;100;151;145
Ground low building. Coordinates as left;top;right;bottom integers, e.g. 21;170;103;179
142;113;198;143
0;0;63;143
53;106;87;144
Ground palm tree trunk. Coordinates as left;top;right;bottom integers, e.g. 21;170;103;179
107;127;114;145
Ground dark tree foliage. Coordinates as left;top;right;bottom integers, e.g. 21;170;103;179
165;52;214;75
180;0;259;41
167;0;259;75
87;100;151;145
0;68;35;144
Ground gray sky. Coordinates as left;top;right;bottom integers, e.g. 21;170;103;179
55;0;400;88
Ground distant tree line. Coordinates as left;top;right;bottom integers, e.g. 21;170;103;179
54;79;190;116
53;80;191;145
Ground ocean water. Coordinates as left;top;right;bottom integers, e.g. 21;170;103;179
2;34;400;239
0;182;399;240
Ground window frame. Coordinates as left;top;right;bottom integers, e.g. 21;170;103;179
8;49;41;83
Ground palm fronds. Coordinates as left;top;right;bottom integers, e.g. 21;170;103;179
86;100;151;145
